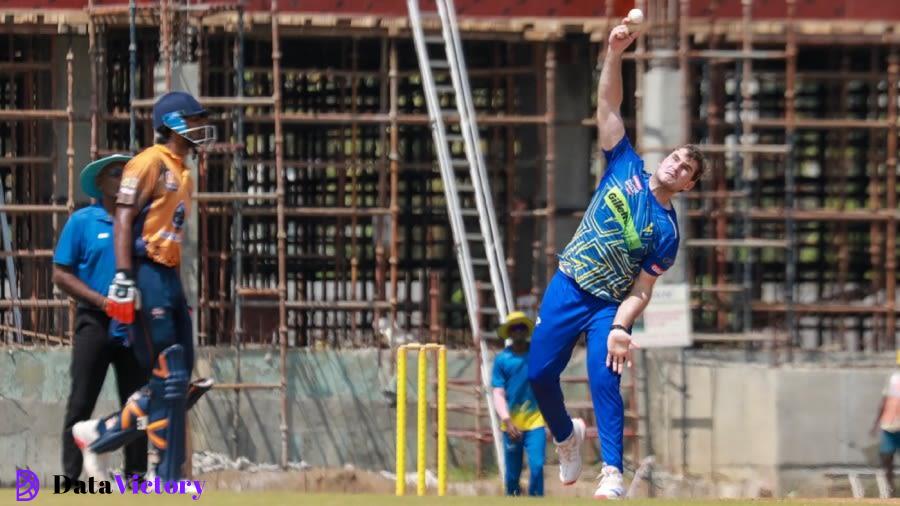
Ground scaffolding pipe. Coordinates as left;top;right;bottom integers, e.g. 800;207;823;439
231;0;246;459
67;45;76;345
271;0;290;469
389;39;400;328
785;0;798;355
887;47;898;349
129;0;138;152
544;42;557;284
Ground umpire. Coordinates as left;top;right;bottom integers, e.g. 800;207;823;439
55;154;148;480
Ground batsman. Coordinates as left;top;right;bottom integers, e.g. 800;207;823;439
527;16;707;499
72;91;216;482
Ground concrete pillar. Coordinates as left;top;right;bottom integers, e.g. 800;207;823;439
641;65;687;283
638;65;689;478
553;43;593;252
54;35;92;203
513;58;540;294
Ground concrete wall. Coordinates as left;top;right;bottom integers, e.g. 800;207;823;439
4;344;893;496
645;350;894;496
0;345;596;487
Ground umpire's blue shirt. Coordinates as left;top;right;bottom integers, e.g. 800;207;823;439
54;203;128;341
53;203;117;298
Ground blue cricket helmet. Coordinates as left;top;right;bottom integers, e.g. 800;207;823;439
152;91;217;147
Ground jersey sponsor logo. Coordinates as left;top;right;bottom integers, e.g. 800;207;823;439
173;202;186;231
159;231;183;243
624;175;643;196
603;187;641;251
164;169;179;192
117;176;139;205
121;176;139;190
98;232;110;239
650;264;664;275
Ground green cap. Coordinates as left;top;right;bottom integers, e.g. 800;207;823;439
80;154;131;200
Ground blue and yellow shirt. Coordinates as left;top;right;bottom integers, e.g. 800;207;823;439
116;144;192;267
558;136;679;302
491;348;544;431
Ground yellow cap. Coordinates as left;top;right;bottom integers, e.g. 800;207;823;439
498;310;534;340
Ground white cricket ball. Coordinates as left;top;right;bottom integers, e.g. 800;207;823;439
627;8;645;24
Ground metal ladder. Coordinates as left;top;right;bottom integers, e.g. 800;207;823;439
407;0;514;478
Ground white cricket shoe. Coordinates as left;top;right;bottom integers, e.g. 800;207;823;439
555;417;586;485
593;465;625;499
72;420;109;480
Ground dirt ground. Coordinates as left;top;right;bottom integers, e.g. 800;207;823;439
198;468;396;494
196;467;608;496
194;467;895;500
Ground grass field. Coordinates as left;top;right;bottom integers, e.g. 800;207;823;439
3;490;896;506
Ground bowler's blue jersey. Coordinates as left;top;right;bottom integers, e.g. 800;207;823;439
558;136;679;302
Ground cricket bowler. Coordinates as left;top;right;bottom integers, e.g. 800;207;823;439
527;18;707;499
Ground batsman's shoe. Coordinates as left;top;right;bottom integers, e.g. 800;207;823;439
556;417;586;485
72;420;110;480
593;465;625;500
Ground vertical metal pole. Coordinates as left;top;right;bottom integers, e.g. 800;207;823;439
350;38;360;342
395;346;407;496
680;348;688;474
375;37;389;339
66;45;75;344
887;47;898;349
437;346;447;497
88;0;99;162
544;42;557;284
740;0;754;340
230;4;246;458
473;302;484;478
416;348;427;496
429;272;440;343
634;0;645;148
128;0;137;153
162;0;172;92
389;40;400;329
271;0;289;469
785;0;797;358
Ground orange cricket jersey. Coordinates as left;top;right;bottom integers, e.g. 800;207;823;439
116;144;193;267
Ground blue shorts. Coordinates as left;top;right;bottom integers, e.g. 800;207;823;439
881;430;900;455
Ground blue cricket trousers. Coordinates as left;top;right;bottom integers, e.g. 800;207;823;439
130;259;194;372
503;427;546;496
527;270;624;471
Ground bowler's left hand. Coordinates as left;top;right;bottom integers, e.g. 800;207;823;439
606;328;639;374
